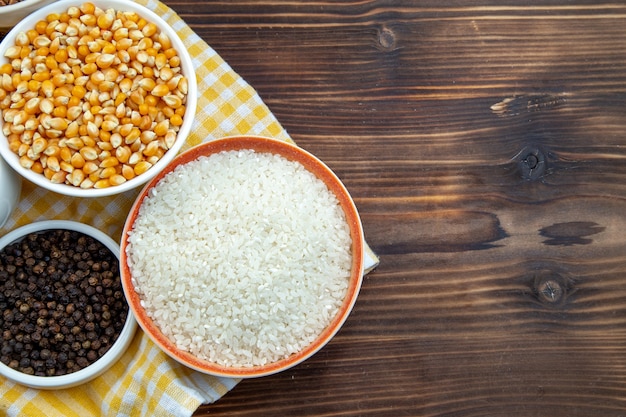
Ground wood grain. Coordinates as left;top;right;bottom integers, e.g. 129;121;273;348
158;1;626;415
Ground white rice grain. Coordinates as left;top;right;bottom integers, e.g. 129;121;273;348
126;149;352;367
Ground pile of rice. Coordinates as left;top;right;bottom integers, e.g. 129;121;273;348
125;149;353;367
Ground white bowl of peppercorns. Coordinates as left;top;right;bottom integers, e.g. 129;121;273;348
0;220;137;389
0;0;197;197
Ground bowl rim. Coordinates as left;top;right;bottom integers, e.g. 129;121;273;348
120;135;365;378
0;220;137;389
0;0;51;14
0;0;198;197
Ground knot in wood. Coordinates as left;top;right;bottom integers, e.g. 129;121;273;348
537;279;563;304
531;269;571;307
377;27;397;51
517;146;546;181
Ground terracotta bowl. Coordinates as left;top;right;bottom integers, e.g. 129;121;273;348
120;136;364;378
0;0;197;197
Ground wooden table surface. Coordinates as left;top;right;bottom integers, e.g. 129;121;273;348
158;1;626;415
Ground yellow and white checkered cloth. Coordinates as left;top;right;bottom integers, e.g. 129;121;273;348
0;0;379;415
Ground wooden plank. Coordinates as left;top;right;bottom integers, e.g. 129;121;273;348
157;1;626;415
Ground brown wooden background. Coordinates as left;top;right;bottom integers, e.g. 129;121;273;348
158;1;626;415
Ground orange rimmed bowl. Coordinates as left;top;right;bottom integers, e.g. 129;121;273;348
120;136;364;378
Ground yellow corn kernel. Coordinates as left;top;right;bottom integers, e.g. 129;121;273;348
138;115;152;131
71;84;86;99
105;132;120;149
39;79;54;97
59;147;72;163
154;54;168;71
65;121;79;138
0;63;13;75
115;146;131;163
4;46;23;60
124;127;141;144
99;166;116;179
95;53;115;69
70;152;85;168
31;161;44;174
157;33;171;50
162;94;182;109
67;96;81;108
64;137;84;150
31;71;51;82
78;178;94;189
77;43;90;59
143;94;157;108
169;113;183;127
97;11;114;30
24;97;40;114
43;144;60;157
163;131;177;149
150;83;169;97
113;93;127;108
38;98;54;114
133;160;152;176
54;48;68;64
81;62;98;75
27;79;41;92
129;139;142;153
48;117;68;131
136;103;148;116
101;119;118;132
127;151;142;165
99;156;119;168
43;167;54;180
93;178;110;189
80;13;97;28
121;164;135;180
168;56;181;68
82;161;99;175
142;140;159;157
31;137;48;154
45;55;59;71
19;155;35;169
85;121;98;138
97;141;113;152
50;170;67;184
79;146;98;161
139;130;156;144
153;119;169;137
66;105;82;121
60;161;74;173
108;174;126;186
68;169;85;186
142;65;155;80
52;106;67;118
46;155;60;172
99;129;112;143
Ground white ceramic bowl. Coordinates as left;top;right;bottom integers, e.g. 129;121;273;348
0;0;58;31
0;220;137;389
0;0;197;197
0;155;20;228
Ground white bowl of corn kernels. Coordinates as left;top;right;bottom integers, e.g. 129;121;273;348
0;0;197;197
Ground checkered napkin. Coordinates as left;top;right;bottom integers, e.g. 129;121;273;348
0;0;379;415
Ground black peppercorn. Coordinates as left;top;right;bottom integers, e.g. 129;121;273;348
0;230;129;377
